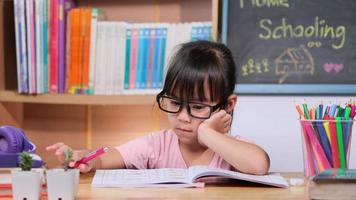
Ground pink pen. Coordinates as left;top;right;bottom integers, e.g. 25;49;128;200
74;147;109;168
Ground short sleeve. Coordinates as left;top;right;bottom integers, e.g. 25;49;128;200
116;130;186;169
116;134;154;169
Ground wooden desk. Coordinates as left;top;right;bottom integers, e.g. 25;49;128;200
1;172;308;200
75;173;308;200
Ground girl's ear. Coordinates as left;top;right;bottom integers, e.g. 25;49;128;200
225;94;237;114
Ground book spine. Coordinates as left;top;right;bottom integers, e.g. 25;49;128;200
66;9;74;93
123;24;131;90
158;27;167;88
110;23;118;94
20;0;29;93
164;23;174;77
67;8;80;94
35;0;43;94
135;26;144;89
197;24;204;40
204;22;212;41
152;27;160;89
191;25;198;41
42;0;49;93
49;0;59;93
129;25;138;89
146;26;155;89
26;0;37;94
75;8;84;94
70;8;84;94
94;22;105;94
105;22;115;94
116;22;127;94
141;26;150;89
81;8;91;94
184;23;193;43
13;0;21;93
57;0;65;93
197;23;204;41
88;8;98;94
64;8;72;93
13;0;29;93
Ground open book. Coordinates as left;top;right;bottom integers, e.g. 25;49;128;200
92;166;289;188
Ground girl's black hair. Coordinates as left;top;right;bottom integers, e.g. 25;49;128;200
160;41;236;105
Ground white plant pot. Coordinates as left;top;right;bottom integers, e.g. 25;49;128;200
11;169;42;200
46;168;80;200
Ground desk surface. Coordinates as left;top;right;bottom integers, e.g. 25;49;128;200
1;172;308;200
75;172;307;200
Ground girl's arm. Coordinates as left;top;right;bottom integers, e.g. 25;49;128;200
46;143;126;173
197;111;270;175
88;148;126;171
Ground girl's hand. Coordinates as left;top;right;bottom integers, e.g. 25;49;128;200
46;143;93;173
199;109;232;134
197;110;232;145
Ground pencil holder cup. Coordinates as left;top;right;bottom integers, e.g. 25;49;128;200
299;119;354;178
46;168;80;200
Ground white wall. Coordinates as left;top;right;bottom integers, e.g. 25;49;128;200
231;96;356;172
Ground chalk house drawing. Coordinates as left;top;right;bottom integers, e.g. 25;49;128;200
275;45;314;83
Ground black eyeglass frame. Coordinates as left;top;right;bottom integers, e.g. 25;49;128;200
156;94;226;119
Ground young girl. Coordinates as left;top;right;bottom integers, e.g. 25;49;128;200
47;41;270;175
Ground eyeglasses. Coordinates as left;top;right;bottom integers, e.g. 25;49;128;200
156;94;224;119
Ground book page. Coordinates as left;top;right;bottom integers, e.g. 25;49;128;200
0;172;11;185
188;166;289;188
92;168;193;187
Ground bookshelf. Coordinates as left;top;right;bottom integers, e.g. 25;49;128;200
0;91;157;105
0;0;218;167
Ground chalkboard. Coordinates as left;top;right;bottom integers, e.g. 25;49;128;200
221;0;356;94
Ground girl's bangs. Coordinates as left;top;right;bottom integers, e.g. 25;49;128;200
167;63;225;103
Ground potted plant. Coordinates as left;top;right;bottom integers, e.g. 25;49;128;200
46;148;80;200
11;151;43;200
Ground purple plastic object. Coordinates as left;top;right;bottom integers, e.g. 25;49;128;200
0;125;43;168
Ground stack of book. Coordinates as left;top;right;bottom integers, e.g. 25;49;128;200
308;168;356;200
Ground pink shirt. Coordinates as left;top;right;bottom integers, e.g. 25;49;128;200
116;129;246;170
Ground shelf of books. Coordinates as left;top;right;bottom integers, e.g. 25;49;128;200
0;0;216;105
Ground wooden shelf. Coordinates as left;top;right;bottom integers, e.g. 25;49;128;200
0;91;157;105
